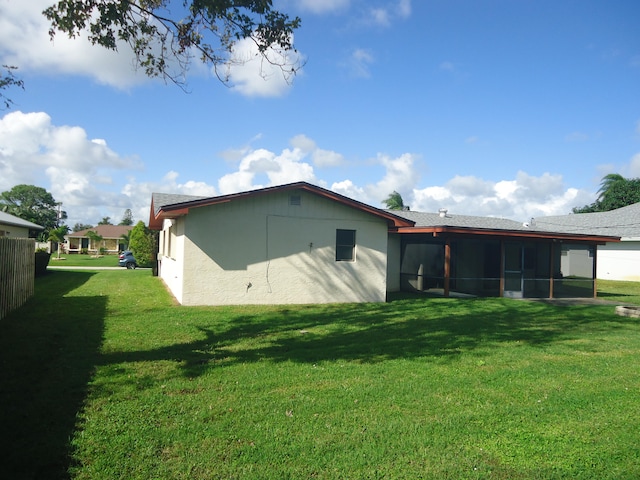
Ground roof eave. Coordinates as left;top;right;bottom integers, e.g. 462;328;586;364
394;225;620;243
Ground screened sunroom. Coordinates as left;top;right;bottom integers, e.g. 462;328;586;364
389;210;618;299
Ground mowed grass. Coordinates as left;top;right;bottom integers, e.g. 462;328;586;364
48;253;122;267
1;273;639;479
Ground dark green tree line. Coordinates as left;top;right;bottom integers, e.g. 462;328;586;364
573;174;640;213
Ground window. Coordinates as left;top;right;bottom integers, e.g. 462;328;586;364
336;229;356;261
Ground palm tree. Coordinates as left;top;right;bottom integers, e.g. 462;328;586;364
120;231;132;251
85;230;104;256
383;191;406;210
48;225;69;259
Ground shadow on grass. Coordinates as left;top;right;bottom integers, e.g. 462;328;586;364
0;271;105;480
100;293;634;379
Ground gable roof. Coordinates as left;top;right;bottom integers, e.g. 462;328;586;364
68;225;133;238
535;202;640;239
0;211;44;230
149;182;415;230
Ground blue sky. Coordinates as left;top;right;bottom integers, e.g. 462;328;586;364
1;0;639;227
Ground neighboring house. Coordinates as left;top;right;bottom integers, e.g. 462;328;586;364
0;211;44;238
149;182;619;306
66;225;133;254
535;202;640;282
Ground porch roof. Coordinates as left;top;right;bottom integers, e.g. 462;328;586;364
390;210;620;243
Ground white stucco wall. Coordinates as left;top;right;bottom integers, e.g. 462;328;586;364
597;240;640;281
162;190;390;305
158;218;186;303
0;223;29;238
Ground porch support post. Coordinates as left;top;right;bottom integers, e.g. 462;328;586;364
549;242;555;299
444;238;451;297
499;240;505;297
592;244;598;298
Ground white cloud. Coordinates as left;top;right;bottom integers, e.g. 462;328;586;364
217;147;316;194
225;36;304;97
295;0;351;14
626;153;640;177
398;0;412;18
290;134;344;167
411;171;593;220
346;48;375;78
367;1;412;27
0;0;149;89
0;110;146;226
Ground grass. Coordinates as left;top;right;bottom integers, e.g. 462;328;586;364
49;253;122;267
1;274;639;479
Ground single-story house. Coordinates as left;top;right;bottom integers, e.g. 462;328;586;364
0;211;44;238
535;202;640;282
66;225;133;254
149;182;619;306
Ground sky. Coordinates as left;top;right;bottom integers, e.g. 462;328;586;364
0;0;639;228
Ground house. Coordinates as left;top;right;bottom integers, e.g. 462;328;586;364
0;211;44;238
149;184;413;305
66;225;133;254
149;182;619;306
535;202;640;282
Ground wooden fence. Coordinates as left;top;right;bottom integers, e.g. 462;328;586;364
0;237;35;321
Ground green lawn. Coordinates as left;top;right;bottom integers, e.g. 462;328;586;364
1;272;639;479
49;253;122;267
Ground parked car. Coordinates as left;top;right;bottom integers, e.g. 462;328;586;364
118;250;137;269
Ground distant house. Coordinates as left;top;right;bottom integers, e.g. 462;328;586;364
0;211;44;238
149;182;619;306
536;202;640;282
66;225;133;255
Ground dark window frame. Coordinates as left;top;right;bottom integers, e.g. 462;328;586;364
336;229;356;262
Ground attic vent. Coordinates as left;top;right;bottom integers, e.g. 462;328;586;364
289;194;301;206
438;208;448;218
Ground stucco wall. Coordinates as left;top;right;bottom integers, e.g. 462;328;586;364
158;218;186;303
0;224;29;238
597;240;640;281
167;190;389;305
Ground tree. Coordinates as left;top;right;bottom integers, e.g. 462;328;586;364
129;221;156;267
573;174;640;213
120;230;132;251
73;222;94;232
118;209;134;226
48;224;70;259
98;216;113;225
0;65;24;110
383;191;406;210
44;0;302;87
0;184;65;238
85;230;104;255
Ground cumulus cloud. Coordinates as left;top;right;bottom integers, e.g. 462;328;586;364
0;0;149;89
225;36;304;97
0;111;606;227
0;110;145;225
290;134;345;167
411;171;593;220
218;147;316;194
